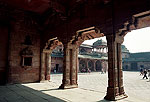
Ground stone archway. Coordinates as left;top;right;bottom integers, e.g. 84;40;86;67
88;60;94;71
95;60;102;71
40;37;62;81
79;60;87;72
51;44;64;73
58;26;104;89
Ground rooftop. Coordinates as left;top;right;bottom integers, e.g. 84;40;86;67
123;52;150;62
93;39;107;46
121;45;129;53
80;44;93;49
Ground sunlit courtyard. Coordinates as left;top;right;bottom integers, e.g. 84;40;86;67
0;71;150;102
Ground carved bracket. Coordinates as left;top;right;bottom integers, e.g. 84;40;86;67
44;37;62;53
117;10;150;37
69;26;104;46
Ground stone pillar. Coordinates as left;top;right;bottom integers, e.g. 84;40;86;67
106;47;108;53
102;48;104;53
40;52;46;81
70;45;78;86
59;44;78;89
46;53;51;80
93;60;96;71
117;43;125;95
104;47;106;53
86;60;89;70
104;35;127;101
99;48;101;53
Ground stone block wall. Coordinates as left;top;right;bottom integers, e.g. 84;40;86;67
51;57;63;72
8;19;40;83
123;61;150;71
137;62;150;70
0;26;9;84
122;62;131;70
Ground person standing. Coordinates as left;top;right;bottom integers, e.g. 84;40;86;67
87;68;91;73
148;69;150;81
143;69;148;79
140;68;143;75
101;68;104;74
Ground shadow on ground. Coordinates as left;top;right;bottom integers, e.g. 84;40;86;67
97;99;112;102
0;84;66;102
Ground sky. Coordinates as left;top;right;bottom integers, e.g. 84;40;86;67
82;27;150;53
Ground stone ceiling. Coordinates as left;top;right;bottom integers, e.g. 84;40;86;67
1;0;112;14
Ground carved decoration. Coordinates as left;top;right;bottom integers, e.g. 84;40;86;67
21;47;33;56
44;37;62;53
69;26;104;46
117;10;150;37
21;47;33;69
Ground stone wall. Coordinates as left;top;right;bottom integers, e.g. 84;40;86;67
0;26;9;84
8;19;40;83
122;52;130;59
123;61;150;71
51;56;108;73
137;62;150;70
122;62;131;71
51;57;63;72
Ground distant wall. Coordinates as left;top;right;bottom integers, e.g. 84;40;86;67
123;61;150;71
51;57;63;72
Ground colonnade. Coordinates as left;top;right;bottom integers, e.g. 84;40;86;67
79;59;108;72
93;47;108;53
40;34;127;100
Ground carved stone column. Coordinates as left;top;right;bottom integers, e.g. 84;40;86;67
93;60;96;71
46;53;51;80
86;60;89;70
59;44;78;89
70;45;78;86
40;52;46;81
104;35;127;101
117;43;126;95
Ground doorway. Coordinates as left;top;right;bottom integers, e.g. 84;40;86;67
56;64;59;72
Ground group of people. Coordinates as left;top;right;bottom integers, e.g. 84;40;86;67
81;68;91;73
140;68;150;81
101;68;107;74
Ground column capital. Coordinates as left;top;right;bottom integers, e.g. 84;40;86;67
63;42;78;50
106;35;124;44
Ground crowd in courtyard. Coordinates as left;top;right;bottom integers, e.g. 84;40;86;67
140;68;150;81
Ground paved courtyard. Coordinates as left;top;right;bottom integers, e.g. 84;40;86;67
0;71;150;102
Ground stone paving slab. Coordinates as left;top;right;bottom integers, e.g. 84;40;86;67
0;71;150;102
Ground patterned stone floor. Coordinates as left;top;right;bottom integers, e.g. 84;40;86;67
0;71;150;102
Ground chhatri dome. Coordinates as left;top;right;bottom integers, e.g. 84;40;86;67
93;39;107;46
121;45;129;53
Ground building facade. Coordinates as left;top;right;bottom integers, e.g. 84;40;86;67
51;39;108;73
123;52;150;71
52;41;150;72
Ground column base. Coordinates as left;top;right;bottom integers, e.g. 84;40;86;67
59;84;78;89
40;80;50;83
46;75;50;80
104;87;128;101
104;93;128;101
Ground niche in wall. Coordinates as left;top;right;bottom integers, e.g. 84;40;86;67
21;47;33;69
